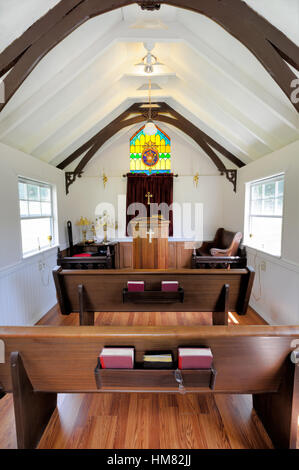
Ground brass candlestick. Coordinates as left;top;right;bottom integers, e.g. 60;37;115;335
76;216;91;243
96;211;117;244
103;223;108;243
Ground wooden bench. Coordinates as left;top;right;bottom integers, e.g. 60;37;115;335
52;267;255;326
0;325;298;449
191;249;247;269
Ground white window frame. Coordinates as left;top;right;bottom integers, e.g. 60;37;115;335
244;173;285;257
18;177;55;257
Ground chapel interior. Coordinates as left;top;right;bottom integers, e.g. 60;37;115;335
0;0;299;451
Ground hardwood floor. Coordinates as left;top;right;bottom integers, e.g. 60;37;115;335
0;305;280;449
37;305;268;327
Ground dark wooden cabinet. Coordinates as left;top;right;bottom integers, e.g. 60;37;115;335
168;242;177;268
176;242;193;268
117;241;192;269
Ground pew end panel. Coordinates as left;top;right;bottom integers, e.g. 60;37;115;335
253;358;299;449
11;352;57;449
52;266;72;316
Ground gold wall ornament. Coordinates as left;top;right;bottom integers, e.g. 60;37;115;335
102;172;108;189
193;172;199;188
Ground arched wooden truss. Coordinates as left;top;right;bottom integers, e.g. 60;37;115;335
57;102;245;193
0;0;298;113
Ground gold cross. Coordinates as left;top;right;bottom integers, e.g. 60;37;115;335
145;192;153;205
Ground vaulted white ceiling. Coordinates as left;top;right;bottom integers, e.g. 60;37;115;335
0;0;298;170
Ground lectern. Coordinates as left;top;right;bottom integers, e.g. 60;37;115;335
131;216;169;269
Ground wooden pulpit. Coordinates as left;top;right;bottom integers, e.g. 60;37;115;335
131;216;169;269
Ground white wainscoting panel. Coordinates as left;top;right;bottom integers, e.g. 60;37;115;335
0;247;59;326
247;247;299;325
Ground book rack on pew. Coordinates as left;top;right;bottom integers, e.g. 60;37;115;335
122;287;184;304
95;363;216;392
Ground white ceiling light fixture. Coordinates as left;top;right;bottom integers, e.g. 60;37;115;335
137;82;162;90
144;79;157;136
135;42;164;74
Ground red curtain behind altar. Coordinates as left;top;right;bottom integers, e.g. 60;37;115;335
126;173;173;236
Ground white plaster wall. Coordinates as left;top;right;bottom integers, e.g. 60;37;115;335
222;139;299;325
0;142;68;325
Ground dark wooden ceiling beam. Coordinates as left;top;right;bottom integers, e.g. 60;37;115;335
0;1;85;77
58;101;244;173
165;0;299;111
155;115;226;173
0;1;92;113
73;113;227;174
60;101;243;193
59;102;161;170
163;103;245;168
64;112;145;193
0;0;135;113
57;104;138;169
236;0;299;70
0;0;298;113
74;115;145;174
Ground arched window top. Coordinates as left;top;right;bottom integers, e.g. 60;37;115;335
130;125;171;175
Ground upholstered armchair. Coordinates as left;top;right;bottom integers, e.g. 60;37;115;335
197;228;242;256
192;228;246;268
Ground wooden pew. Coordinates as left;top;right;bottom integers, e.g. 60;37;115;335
0;325;298;449
52;267;255;326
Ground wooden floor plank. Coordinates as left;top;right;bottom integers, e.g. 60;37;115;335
0;395;17;449
0;304;278;449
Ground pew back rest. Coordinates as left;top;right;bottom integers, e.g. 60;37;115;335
0;325;298;394
53;267;254;315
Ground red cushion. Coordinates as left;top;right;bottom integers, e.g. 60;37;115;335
72;253;92;258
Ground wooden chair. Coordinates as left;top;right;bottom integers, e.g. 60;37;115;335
0;325;298;449
53;267;255;326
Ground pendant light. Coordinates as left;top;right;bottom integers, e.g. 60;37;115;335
144;79;157;136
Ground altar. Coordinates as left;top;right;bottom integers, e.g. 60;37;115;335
131;216;170;269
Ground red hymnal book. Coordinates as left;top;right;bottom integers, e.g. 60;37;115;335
178;348;213;369
99;348;134;369
127;281;144;292
161;281;179;292
72;253;92;258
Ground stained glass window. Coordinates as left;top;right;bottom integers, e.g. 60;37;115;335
130;125;171;174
